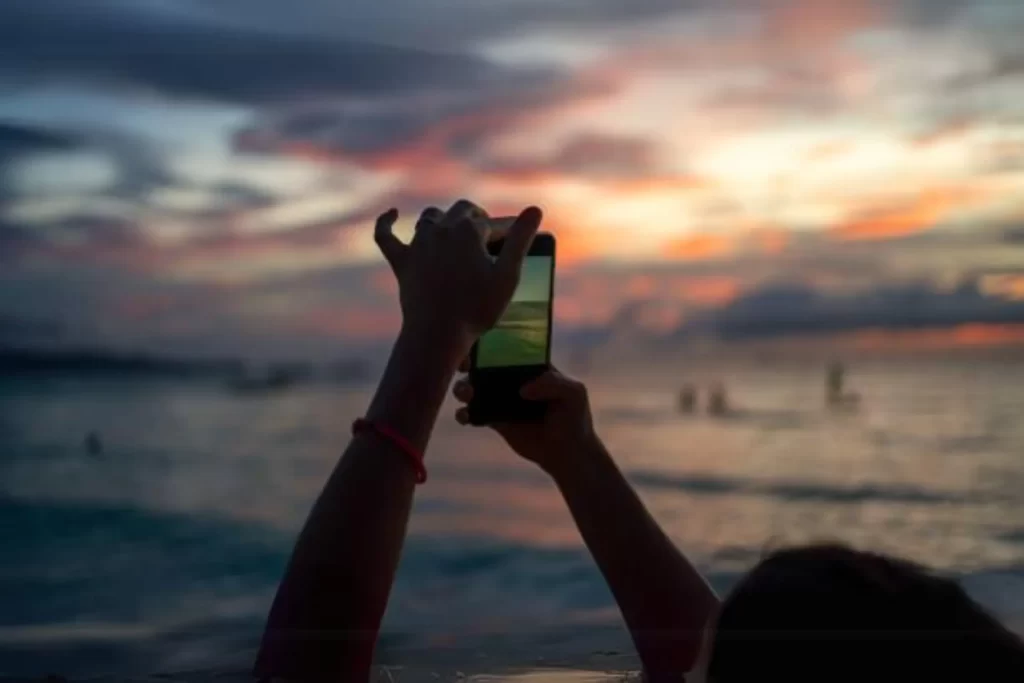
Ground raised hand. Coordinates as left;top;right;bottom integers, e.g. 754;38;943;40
452;366;597;478
454;365;718;680
374;200;542;361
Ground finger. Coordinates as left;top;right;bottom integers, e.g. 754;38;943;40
485;216;519;243
495;206;542;279
415;206;444;233
520;368;583;402
455;406;470;425
472;217;492;247
373;209;405;271
442;198;486;228
452;378;474;404
459;356;470;373
450;217;491;252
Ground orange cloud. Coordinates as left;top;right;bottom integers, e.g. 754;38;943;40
663;233;736;260
833;187;988;241
981;274;1024;300
765;0;881;50
544;212;622;266
756;228;788;255
634;302;684;333
668;275;742;306
248;57;629;180
627;274;658;298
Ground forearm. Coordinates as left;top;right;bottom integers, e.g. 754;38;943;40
551;439;718;679
365;327;464;449
255;329;462;682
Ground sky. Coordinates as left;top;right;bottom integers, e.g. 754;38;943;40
2;0;1024;361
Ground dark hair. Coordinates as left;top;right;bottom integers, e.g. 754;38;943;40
708;544;1024;682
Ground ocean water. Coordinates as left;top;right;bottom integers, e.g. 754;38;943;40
2;358;1024;679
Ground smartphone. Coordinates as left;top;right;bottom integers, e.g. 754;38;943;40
468;232;556;425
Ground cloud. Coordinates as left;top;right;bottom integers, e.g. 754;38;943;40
0;1;513;105
941;48;1024;93
233;66;620;169
0;254;401;359
89;132;179;200
0;213;158;269
1;200;373;276
900;0;972;27
663;234;737;261
5;0;1024;360
688;279;1024;341
0;122;85;201
158;0;698;52
0;121;81;159
1;124;187;206
911;118;975;147
5;217;1024;359
832;187;989;241
0;221;50;263
483;132;660;180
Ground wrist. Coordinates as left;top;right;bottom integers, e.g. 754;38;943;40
395;320;471;370
365;325;466;450
541;432;605;483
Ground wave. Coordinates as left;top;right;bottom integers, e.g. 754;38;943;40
596;405;819;430
0;496;288;676
3;496;1021;678
627;470;998;506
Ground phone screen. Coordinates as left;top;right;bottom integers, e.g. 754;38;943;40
475;254;554;369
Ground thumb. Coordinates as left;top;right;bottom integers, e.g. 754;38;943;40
374;208;405;272
520;368;584;403
495;206;542;281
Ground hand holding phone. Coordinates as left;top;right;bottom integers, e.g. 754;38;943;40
468;230;556;425
375;201;542;360
455;366;596;476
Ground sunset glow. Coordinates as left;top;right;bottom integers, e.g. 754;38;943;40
2;0;1024;358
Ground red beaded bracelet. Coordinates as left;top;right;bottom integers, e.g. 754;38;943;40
351;418;427;484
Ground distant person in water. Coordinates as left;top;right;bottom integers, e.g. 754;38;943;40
827;360;861;409
84;431;103;456
708;382;729;416
827;360;844;403
678;384;697;414
255;201;1024;683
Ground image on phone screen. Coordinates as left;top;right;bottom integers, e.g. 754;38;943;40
475;255;553;369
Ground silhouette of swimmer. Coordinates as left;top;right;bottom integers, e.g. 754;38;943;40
826;361;861;409
678;384;697;414
84;431;103;456
708;382;729;417
827;361;845;401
